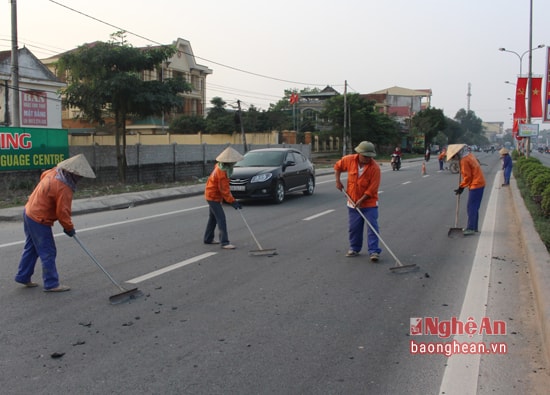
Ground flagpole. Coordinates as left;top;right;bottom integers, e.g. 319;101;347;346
526;0;533;158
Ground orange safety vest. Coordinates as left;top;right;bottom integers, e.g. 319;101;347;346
334;154;381;208
459;154;485;190
204;164;236;204
25;167;75;231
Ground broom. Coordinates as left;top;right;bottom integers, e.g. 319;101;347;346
342;190;417;272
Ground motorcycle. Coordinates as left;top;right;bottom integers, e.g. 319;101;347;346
448;158;459;174
390;154;401;171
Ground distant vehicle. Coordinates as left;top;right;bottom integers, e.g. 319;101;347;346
229;148;315;204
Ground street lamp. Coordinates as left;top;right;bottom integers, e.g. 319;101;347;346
498;44;544;75
499;43;545;157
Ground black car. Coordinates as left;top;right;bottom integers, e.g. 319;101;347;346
229;148;315;204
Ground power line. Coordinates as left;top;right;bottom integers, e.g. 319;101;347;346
47;0;340;89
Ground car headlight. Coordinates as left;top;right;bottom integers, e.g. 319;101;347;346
251;173;273;183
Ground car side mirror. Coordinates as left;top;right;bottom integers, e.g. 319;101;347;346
284;160;296;169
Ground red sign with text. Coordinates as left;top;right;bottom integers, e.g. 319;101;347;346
21;91;48;126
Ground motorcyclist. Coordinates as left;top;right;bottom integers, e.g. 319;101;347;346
391;147;402;170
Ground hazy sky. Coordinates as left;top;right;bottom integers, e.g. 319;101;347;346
2;0;549;131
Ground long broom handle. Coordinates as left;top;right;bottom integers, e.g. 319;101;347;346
454;194;461;228
454;165;462;227
238;209;263;250
73;234;126;292
341;189;404;267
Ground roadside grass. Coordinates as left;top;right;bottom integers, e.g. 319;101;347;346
516;176;550;252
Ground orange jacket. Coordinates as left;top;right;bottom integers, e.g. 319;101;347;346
204;164;236;204
438;151;446;161
334;154;381;208
25;168;74;231
459;153;485;190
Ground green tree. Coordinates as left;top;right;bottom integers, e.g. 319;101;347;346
452;109;489;147
170;114;206;134
58;34;191;182
412;108;447;149
443;118;465;144
454;109;483;135
321;93;400;148
205;97;235;134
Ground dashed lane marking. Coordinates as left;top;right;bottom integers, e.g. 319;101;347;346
126;252;217;284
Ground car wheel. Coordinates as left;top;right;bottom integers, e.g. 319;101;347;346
303;175;315;195
272;180;285;204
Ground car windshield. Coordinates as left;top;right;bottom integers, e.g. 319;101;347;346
235;151;285;167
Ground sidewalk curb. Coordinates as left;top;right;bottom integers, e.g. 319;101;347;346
510;176;550;361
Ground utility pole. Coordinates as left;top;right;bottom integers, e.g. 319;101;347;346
10;0;20;127
342;80;347;156
237;100;248;153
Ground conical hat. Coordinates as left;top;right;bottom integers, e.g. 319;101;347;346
499;148;509;155
216;147;244;163
446;144;466;161
57;154;96;178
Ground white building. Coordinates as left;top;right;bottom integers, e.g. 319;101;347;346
0;47;65;128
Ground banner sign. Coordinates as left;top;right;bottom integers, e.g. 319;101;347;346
0;127;69;171
21;91;48;126
545;47;550;123
518;123;539;137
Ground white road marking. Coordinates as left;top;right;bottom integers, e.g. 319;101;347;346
126;252;217;284
438;171;500;395
402;181;411;185
0;205;207;249
303;210;334;221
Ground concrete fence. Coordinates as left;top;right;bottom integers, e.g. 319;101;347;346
2;143;312;190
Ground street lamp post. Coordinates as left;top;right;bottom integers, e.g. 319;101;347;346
499;44;545;157
499;44;544;76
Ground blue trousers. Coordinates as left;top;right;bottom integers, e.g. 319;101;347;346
466;187;484;232
503;166;512;184
204;201;230;246
348;206;382;255
15;210;60;289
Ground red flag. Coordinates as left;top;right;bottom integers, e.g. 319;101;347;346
289;93;299;105
531;77;543;117
515;77;527;119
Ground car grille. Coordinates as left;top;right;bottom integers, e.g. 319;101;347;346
230;178;249;185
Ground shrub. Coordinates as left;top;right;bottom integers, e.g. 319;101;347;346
525;164;547;187
515;157;541;177
530;169;550;197
542;183;550;217
520;163;543;186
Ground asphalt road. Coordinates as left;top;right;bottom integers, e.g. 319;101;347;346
1;153;548;394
